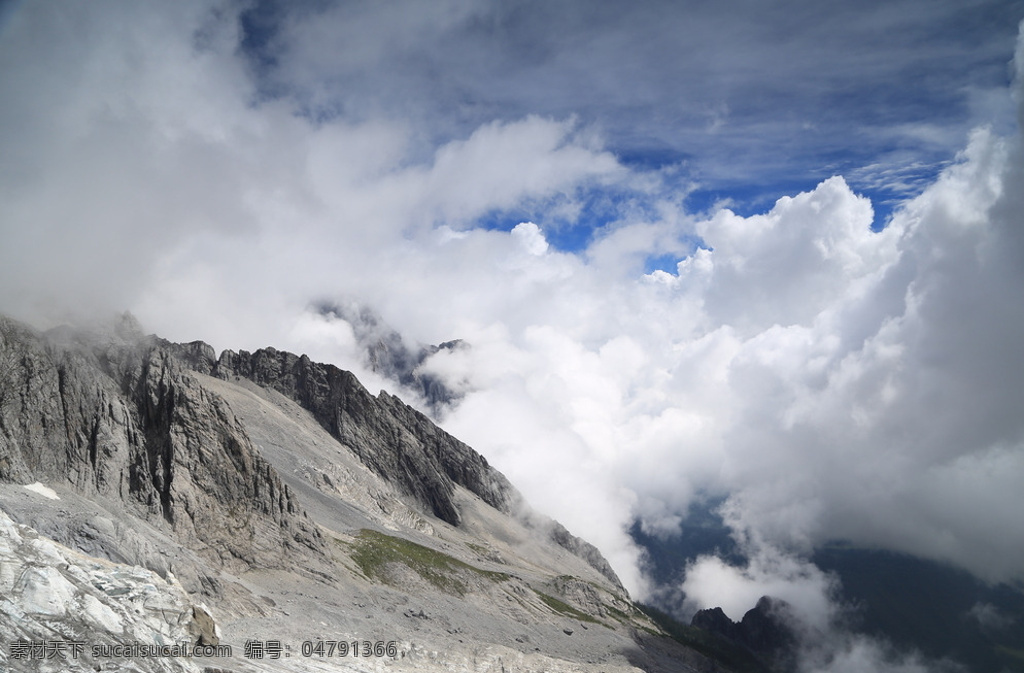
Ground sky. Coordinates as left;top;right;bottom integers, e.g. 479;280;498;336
2;2;1024;670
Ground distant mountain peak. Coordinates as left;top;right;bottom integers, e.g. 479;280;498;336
312;300;464;415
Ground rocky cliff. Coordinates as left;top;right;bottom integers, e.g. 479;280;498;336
166;337;622;588
0;313;734;673
0;315;324;575
209;345;513;527
690;596;798;672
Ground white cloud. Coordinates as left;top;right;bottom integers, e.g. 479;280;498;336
681;544;837;625
798;636;957;673
693;176;899;333
510;222;549;256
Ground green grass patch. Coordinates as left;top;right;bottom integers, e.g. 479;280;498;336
466;542;489;555
345;529;510;595
535;591;601;624
603;603;635;624
465;541;506;562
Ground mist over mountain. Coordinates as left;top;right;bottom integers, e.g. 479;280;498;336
310;301;466;416
634;501;1024;672
1;313;731;672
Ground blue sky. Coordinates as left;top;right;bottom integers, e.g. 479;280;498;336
237;0;1022;238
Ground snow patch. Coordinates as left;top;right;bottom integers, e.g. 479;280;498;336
23;482;60;500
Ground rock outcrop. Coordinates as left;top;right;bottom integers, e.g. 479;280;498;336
0;509;204;673
0;316;324;573
691;596;798;671
211;345;514;526
548;521;623;591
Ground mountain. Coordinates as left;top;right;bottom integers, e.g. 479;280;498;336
0;313;736;672
311;301;464;414
689;597;797;673
633;500;1024;673
812;545;1024;673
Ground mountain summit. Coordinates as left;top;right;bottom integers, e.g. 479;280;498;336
0;313;734;672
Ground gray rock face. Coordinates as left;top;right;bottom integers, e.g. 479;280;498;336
548;521;623;591
208;343;624;588
211;346;514;527
0;316;324;573
691;596;798;671
0;509;203;673
313;301;463;413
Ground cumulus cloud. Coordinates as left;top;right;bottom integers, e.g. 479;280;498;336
2;10;1024;672
682;543;838;625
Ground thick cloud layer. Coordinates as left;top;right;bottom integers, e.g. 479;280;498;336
2;6;1024;666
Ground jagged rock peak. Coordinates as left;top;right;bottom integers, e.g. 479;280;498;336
691;595;798;671
311;301;464;414
0;315;326;573
159;338;217;375
208;344;514;527
115;310;144;341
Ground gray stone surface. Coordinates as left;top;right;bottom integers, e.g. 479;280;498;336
211;344;513;527
0;315;325;574
0;508;203;673
0;313;729;672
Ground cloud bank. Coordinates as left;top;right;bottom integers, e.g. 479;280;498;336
2;5;1024;667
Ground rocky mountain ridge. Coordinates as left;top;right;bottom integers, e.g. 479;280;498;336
0;313;733;672
163;334;620;587
311;301;463;414
0;316;325;576
206;344;512;526
690;597;797;672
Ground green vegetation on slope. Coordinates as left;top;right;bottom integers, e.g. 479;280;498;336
344;529;510;595
535;590;601;624
637;603;770;673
